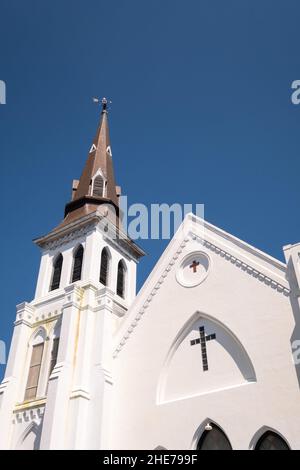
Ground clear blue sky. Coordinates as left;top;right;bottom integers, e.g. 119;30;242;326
0;0;299;380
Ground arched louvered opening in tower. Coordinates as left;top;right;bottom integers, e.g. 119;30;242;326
100;247;110;286
50;253;63;291
72;245;84;283
116;260;126;298
93;175;104;197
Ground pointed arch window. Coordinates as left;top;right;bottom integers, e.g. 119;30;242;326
93;175;104;197
72;245;84;283
100;247;110;286
116;260;126;298
24;340;45;401
255;431;289;450
50;253;63;291
197;424;232;450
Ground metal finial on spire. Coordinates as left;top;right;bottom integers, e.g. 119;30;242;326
92;96;112;112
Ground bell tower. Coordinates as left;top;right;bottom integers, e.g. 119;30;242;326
0;99;145;449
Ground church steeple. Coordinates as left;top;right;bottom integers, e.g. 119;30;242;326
73;98;118;205
61;97;119;228
0;98;144;451
34;99;144;260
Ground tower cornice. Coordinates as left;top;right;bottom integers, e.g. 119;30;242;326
34;209;145;260
33;211;100;249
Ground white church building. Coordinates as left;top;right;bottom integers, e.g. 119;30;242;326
1;99;300;450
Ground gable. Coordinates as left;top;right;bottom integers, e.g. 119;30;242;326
114;213;290;358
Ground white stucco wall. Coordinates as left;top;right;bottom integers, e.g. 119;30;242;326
112;216;300;450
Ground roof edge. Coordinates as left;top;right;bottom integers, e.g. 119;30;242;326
186;213;286;272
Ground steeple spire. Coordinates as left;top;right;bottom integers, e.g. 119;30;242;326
73;97;118;205
60;98;119;228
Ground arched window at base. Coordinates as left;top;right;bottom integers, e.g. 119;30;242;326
255;431;290;450
24;329;46;401
197;424;232;450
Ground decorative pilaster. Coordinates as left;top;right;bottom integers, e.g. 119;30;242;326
67;282;98;449
39;284;83;449
87;287;116;449
0;302;35;449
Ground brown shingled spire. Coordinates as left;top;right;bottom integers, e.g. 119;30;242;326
60;98;120;228
73;98;118;206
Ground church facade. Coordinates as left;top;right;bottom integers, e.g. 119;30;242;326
1;100;300;450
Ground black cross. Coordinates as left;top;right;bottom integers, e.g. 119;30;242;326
190;326;216;371
189;260;200;273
